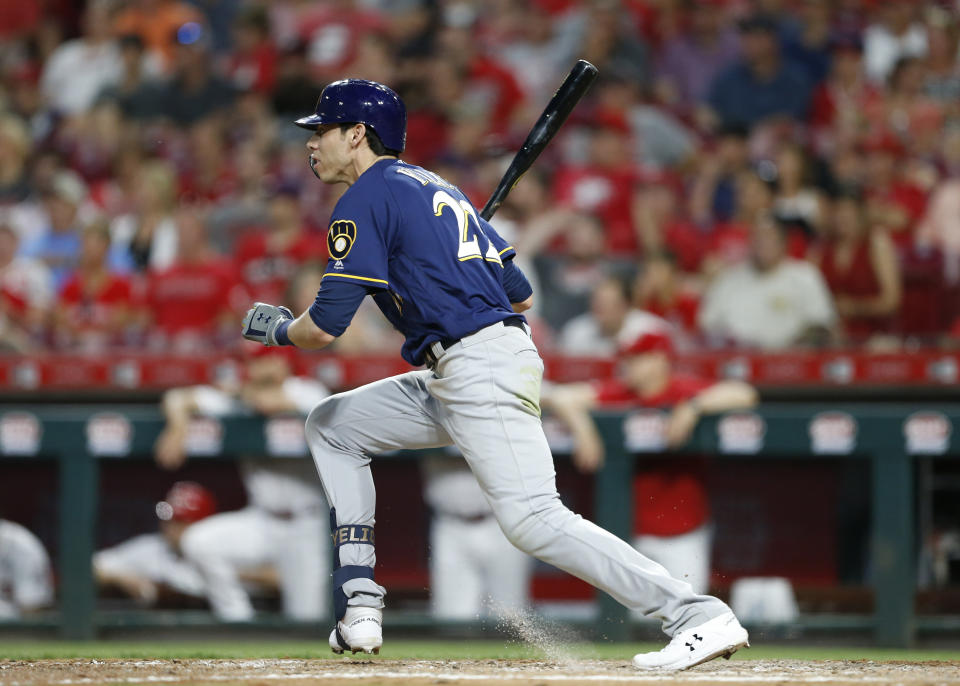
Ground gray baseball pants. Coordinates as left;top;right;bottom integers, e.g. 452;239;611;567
304;320;730;635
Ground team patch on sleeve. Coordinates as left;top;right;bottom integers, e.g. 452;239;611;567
327;220;358;260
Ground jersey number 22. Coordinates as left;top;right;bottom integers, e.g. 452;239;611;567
433;190;502;265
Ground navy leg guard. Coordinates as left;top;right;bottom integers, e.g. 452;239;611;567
329;508;377;620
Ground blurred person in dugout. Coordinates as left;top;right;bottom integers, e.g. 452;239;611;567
153;344;330;622
542;330;758;595
0;518;54;619
422;455;533;620
94;481;217;607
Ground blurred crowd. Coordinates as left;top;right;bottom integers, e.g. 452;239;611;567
2;0;960;358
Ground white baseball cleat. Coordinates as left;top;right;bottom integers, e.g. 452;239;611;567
329;606;383;655
632;611;749;671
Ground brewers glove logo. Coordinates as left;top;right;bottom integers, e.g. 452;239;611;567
328;220;357;260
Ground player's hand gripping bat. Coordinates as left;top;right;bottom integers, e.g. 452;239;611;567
480;59;599;221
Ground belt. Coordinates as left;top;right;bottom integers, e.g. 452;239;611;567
423;317;527;368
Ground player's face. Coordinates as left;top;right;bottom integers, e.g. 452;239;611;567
306;124;353;184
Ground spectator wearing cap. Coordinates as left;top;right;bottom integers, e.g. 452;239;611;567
542;329;758;594
93;481;216;607
654;0;741;115
18;171;87;290
552;108;642;255
153;346;331;622
40;0;123;117
811;188;901;345
54;218;135;352
0;222;53;352
862;0;928;86
699;215;836;349
705;13;814;131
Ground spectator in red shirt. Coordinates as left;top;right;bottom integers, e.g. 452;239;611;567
810;187;901;345
296;0;386;82
235;191;327;305
552;109;641;255
543;329;757;593
861;131;928;250
224;5;276;95
54;218;134;351
633;251;701;344
141;208;246;351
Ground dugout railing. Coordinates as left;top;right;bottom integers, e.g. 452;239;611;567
1;403;958;647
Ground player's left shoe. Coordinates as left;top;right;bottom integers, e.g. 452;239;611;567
632;611;749;671
329;606;383;655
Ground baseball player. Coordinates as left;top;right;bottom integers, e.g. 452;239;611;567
242;78;749;670
0;518;53;619
154;347;330;622
543;329;759;596
93;481;215;606
422;455;533;620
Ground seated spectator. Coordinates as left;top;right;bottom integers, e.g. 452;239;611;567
811;188;901;345
772;143;827;238
39;0;122;117
113;0;203;71
0;518;54;619
0;114;32;204
654;0;740;116
922;20;960;105
236;191;327;305
527;211;630;333
706;13;813;131
917;176;960;285
631;173;703;273
552;109;641;255
688;124;751;227
94;481;216;606
699;216;836;348
633;251;701;345
862;131;928;250
95;33;165;121
699;170;776;280
18;171;87;290
155;23;236;127
110;159;179;272
559;275;671;356
154;346;330;622
140;209;247;351
54;219;135;351
224;5;277;95
542;329;758;594
0;223;53;352
862;0;928;86
808;35;883;156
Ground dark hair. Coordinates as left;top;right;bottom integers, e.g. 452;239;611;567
338;123;400;157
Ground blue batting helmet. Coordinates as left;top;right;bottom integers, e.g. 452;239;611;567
294;79;406;153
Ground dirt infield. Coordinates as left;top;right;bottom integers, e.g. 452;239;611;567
1;658;959;686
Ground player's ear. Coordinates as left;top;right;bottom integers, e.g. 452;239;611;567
352;124;365;148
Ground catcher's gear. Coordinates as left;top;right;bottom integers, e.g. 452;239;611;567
294;79;406;153
242;302;293;346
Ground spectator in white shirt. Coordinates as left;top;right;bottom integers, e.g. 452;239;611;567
40;0;123;117
699;216;836;349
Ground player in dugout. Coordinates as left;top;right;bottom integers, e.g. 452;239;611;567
241;78;751;670
542;328;759;596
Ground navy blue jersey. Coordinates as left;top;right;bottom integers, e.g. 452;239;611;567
321;159;521;366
